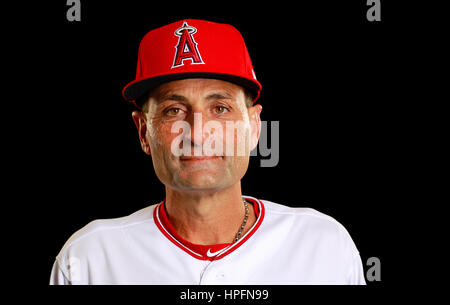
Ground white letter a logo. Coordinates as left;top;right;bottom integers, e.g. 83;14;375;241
172;22;205;68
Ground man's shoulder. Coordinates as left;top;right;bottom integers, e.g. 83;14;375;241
259;198;355;246
55;204;158;259
261;198;340;225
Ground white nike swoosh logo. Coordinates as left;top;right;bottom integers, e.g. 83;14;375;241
206;248;227;257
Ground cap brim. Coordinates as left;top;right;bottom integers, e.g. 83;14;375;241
123;72;261;107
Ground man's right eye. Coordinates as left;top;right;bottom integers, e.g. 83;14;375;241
165;108;183;116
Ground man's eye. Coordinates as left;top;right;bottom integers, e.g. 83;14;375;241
214;106;229;114
165;108;183;116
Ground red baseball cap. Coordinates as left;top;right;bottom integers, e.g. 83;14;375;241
122;19;262;108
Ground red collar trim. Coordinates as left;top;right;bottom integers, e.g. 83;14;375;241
153;196;265;261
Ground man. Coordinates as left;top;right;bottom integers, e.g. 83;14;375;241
50;19;366;284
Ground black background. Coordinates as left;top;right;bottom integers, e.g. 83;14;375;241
18;0;430;287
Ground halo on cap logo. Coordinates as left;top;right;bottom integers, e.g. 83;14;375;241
172;22;205;69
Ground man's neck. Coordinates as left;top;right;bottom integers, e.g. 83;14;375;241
164;182;256;245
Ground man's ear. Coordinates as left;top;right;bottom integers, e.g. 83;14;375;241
131;110;152;155
248;104;262;152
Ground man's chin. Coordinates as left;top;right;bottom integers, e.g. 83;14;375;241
172;172;229;191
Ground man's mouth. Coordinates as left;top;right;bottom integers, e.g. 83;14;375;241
179;156;222;161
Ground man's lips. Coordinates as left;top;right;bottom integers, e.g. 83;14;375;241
179;156;222;161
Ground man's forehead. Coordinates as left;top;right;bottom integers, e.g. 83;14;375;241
150;78;244;101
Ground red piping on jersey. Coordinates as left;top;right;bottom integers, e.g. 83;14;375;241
153;196;265;261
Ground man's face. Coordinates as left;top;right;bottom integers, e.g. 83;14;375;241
132;78;262;192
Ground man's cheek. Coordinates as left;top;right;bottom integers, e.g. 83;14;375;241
202;121;224;156
149;122;174;148
224;120;249;157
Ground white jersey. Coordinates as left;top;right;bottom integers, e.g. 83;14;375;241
50;196;366;285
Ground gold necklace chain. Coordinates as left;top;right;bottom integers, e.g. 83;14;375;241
234;199;249;242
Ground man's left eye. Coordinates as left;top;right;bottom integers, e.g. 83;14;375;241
214;106;228;114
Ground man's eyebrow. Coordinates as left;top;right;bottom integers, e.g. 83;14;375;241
156;92;233;103
205;92;233;100
158;93;188;103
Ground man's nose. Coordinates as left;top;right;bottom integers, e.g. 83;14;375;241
185;111;208;147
